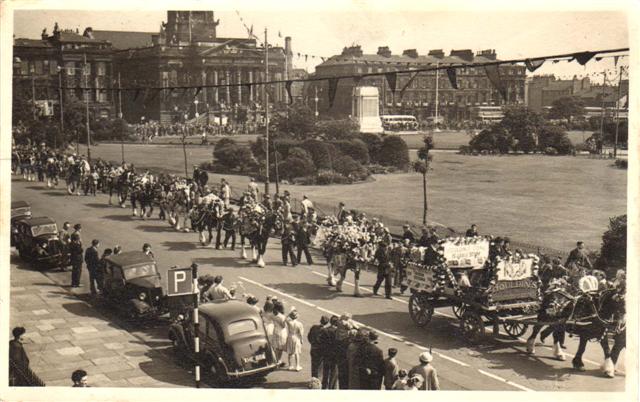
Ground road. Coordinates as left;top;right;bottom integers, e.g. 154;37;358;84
10;177;625;391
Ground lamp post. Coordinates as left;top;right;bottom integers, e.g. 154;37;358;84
183;112;189;177
83;54;91;163
57;69;64;150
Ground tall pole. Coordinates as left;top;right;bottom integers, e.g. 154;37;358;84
31;75;37;120
598;70;607;155
58;71;64;150
434;61;440;132
84;54;91;162
314;86;319;118
192;269;200;388
264;28;270;195
118;72;124;163
613;66;623;158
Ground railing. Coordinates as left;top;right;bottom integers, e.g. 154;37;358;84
9;358;46;387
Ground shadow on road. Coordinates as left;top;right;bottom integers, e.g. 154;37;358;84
161;241;198;251
41;191;67;197
264;282;352;302
136;224;179;233
102;214;136;222
85;202;113;209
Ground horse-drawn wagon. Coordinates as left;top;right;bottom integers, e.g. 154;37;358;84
406;237;542;343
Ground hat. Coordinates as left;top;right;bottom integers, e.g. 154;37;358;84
73;223;82;230
419;351;433;363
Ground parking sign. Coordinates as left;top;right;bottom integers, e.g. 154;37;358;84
167;267;194;296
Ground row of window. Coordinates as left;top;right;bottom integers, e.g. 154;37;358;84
18;59;108;77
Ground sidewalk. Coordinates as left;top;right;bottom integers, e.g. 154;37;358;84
9;263;194;388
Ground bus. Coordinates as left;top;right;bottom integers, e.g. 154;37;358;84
380;115;419;132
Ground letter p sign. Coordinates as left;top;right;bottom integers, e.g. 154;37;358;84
167;267;193;296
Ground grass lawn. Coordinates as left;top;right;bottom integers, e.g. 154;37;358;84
80;143;625;254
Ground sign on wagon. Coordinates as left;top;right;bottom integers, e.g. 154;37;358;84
442;238;489;269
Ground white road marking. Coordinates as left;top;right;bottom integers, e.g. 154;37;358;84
513;337;607;368
239;275;533;391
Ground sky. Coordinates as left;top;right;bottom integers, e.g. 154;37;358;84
11;6;630;82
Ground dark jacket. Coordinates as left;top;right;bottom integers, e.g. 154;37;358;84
402;230;415;243
296;227;312;247
357;342;385;389
307;324;325;350
69;242;84;264
84;246;99;268
319;325;338;360
9;340;29;368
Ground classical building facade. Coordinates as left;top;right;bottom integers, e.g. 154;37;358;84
101;11;291;124
305;46;526;122
13;24;115;120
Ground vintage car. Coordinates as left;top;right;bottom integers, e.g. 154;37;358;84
169;300;277;384
11;201;31;246
14;217;66;269
101;251;167;319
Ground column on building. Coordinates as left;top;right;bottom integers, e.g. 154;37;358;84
248;70;254;102
237;68;242;105
213;69;219;104
225;69;231;105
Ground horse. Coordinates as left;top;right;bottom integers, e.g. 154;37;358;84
191;200;223;246
45;158;60;188
65;161;85;195
239;209;282;268
526;284;626;377
167;186;190;232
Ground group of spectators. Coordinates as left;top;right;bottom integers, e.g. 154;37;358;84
129;120;263;143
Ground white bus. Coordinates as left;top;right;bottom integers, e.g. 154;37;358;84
380;115;419;132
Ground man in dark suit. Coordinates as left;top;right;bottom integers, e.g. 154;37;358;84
402;224;415;244
465;224;479;237
320;315;339;389
296;222;314;265
84;239;100;295
9;327;30;386
356;329;385;389
69;234;84;288
566;241;593;270
373;242;393;299
308;316;329;379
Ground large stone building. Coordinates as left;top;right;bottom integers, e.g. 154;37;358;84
13;24;115;120
96;11;291;124
304;46;526;122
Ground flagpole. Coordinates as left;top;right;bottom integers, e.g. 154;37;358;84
613;66;623;158
598;70;607;155
264;27;270;196
434;61;440;132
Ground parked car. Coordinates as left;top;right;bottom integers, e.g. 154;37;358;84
11;201;31;246
101;251;166;319
169;300;277;384
14;216;66;269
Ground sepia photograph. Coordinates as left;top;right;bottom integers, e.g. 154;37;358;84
0;0;637;401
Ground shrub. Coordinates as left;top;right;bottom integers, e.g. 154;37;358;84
316;170;352;185
331;139;370;164
368;164;395;174
215;137;237;149
278;153;316;181
574;142;593;153
358;133;383;163
538;125;574;155
314;119;359;140
544;147;558;155
289;146;312;161
273;139;301;160
332;155;364;177
301;139;333;169
614;159;628;169
458;145;471;155
596;215;627;276
469;124;511;154
214;144;256;172
379;136;410;169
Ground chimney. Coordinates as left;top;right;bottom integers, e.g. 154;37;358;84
341;45;363;57
377;46;392;58
450;49;474;62
284;36;293;80
402;49;419;58
428;49;444;59
83;27;94;39
477;49;497;60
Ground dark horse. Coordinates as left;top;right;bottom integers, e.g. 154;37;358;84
526;286;625;377
239;210;282;267
191;201;224;246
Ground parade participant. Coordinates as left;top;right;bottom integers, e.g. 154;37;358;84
301;195;314;219
320;315;339;389
142;243;155;259
336;202;347;224
383;348;399;390
286;309;304;371
355;327;384;389
71;369;89;387
401;224;415;244
392;369;409;390
9;327;30;386
566;241;593;270
465;224;479;237
84;239;100;296
248;177;259;200
417;227;431;247
540;257;568;290
221;207;238;250
408;352;440;390
296;221;314;265
308;316;328;379
272;306;289;367
69;234;83;288
281;223;298;267
281;194;293;223
113;245;122;255
373;242;393;299
501;237;512;257
261;194;273;211
203;275;234;301
220;178;231;208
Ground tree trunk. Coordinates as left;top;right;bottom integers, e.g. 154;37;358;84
422;171;427;225
183;139;188;178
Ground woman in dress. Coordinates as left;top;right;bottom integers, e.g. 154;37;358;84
272;305;288;367
286;309;304;371
262;301;275;348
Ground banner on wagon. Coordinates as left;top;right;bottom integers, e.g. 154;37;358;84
496;258;533;281
442;239;489;269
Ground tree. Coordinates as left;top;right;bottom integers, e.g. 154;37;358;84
331;139;370;164
278;152;316;180
501;107;544;153
314;119;359;140
415;135;434;225
270;104;316;140
358;133;383;163
596;214;626;276
332;155;365;178
538;125;574;155
379;136;410;169
548;96;585;123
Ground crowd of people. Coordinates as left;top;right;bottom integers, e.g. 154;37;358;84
129;120;263;143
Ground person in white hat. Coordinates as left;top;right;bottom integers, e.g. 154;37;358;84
408;352;439;390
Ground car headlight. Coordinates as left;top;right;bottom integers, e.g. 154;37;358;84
138;292;147;301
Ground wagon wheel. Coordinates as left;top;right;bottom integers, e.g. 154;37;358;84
460;310;485;344
409;293;434;328
502;322;529;339
452;303;467;319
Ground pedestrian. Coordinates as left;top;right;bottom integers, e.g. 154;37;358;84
142;243;155;259
72;223;82;242
336;314;355;389
373;241;393;299
308;377;322;389
320;315;339;389
346;329;364;389
296;222;313;265
356;327;384;389
263;301;275;348
96;248;112;293
71;369;89;387
84;239;100;296
203;275;234;301
59;221;72;244
248;177;259;200
281;223;297;267
9;327;30;386
69;234;83;288
286;309;304;371
404;374;423;390
272;306;289;367
465;224;479;237
408;352;440;390
308;315;328;379
392;369;408;390
383;348;399;390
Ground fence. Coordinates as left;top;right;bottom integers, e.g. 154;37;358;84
9;358;46;387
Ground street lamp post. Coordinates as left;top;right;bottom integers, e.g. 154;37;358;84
183;113;189;177
58;70;64;150
83;54;91;163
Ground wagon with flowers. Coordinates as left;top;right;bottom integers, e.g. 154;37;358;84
406;236;542;343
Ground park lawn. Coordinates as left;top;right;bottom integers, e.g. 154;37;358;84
80;143;625;254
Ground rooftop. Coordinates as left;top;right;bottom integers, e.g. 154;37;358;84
92;30;155;49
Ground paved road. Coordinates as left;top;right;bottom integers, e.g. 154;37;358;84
10;177;625;391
